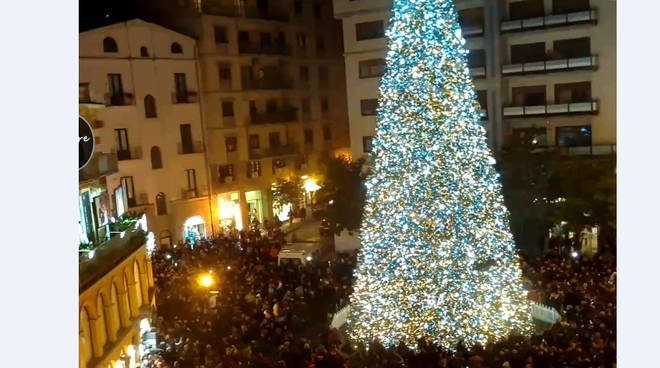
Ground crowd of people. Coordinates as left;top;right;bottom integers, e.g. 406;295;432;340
139;229;616;368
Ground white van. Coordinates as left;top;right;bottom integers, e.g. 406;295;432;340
277;242;321;266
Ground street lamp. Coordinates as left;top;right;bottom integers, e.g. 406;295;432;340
198;273;214;288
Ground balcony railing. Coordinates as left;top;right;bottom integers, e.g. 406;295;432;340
201;3;240;17
104;92;134;106
502;56;597;75
172;91;199;104
245;8;289;22
181;186;209;199
503;101;598;117
79;227;145;291
249;144;300;160
238;42;291;55
177;140;204;155
242;77;293;90
470;66;486;78
250;107;298;125
79;152;119;182
462;25;484;37
115;146;142;161
501;9;597;33
530;144;616;156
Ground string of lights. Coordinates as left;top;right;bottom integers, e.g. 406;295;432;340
347;0;535;351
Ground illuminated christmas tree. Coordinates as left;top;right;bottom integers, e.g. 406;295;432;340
347;0;535;350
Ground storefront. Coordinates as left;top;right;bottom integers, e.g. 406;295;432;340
245;190;265;225
183;216;206;244
217;191;243;231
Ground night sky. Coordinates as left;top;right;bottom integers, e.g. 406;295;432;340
80;0;139;32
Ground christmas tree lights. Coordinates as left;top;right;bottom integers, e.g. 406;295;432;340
347;0;535;350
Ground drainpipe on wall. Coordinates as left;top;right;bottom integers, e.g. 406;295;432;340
193;43;216;237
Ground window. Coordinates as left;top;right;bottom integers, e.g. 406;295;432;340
553;0;590;14
512;85;546;106
238;31;250;44
476;90;488;111
103;37;118;52
156;193;167;215
140;46;149;57
226;136;237;152
314;2;322;18
467;49;486;67
294;0;303;14
458;7;484;28
180;124;194;154
115;129;130;160
318;66;329;88
214;26;228;43
556;125;592;147
302;98;311;113
363;136;374;153
304;129;313;144
299;66;310;82
219;165;234;179
107;73;124;105
554;81;591;104
249;160;262;177
360;98;378;116
316;35;325;54
79;83;91;103
219;65;231;89
512;127;548;147
249;100;257;116
269;132;281;148
260;32;272;48
356;20;384;41
249;134;260;149
171;42;183;54
509;0;544;20
144;95;157;118
120;176;136;207
511;42;546;64
266;99;277;113
151;146;163;169
553;37;591;59
359;59;385;78
222;101;234;117
186;169;197;192
174;73;187;103
323;126;331;141
297;33;307;49
321;98;329;118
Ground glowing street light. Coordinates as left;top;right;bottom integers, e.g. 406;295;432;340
198;273;214;288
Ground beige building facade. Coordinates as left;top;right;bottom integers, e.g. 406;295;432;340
80;19;213;246
333;0;616;158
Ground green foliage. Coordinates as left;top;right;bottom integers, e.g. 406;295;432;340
316;156;367;234
271;177;304;212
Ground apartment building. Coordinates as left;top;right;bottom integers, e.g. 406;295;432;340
80;19;213;246
195;0;350;229
333;0;616;158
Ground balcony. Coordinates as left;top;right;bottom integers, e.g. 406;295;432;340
249;144;300;159
238;42;291;55
462;25;484;38
502;56;597;76
79;153;119;182
171;91;199;104
242;77;293;90
480;108;488;120
503;101;598;117
245;8;289;22
79;227;146;291
181;186;209;200
115;146;142;161
501;9;597;33
104;92;134;106
250;107;298;125
177;140;204;155
201;3;240;17
470;66;487;79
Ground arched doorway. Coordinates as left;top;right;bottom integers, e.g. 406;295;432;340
109;284;121;336
183;216;206;244
80;307;93;363
133;261;143;308
96;294;108;351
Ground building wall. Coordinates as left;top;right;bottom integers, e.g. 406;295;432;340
79;243;154;368
80;19;213;244
333;0;616;158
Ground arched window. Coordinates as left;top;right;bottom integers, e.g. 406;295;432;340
103;37;118;52
171;42;183;54
133;261;143;307
140;46;149;57
156;192;167;216
96;294;108;350
150;147;162;170
123;274;133;317
144;95;157;118
109;284;120;336
80;307;93;363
